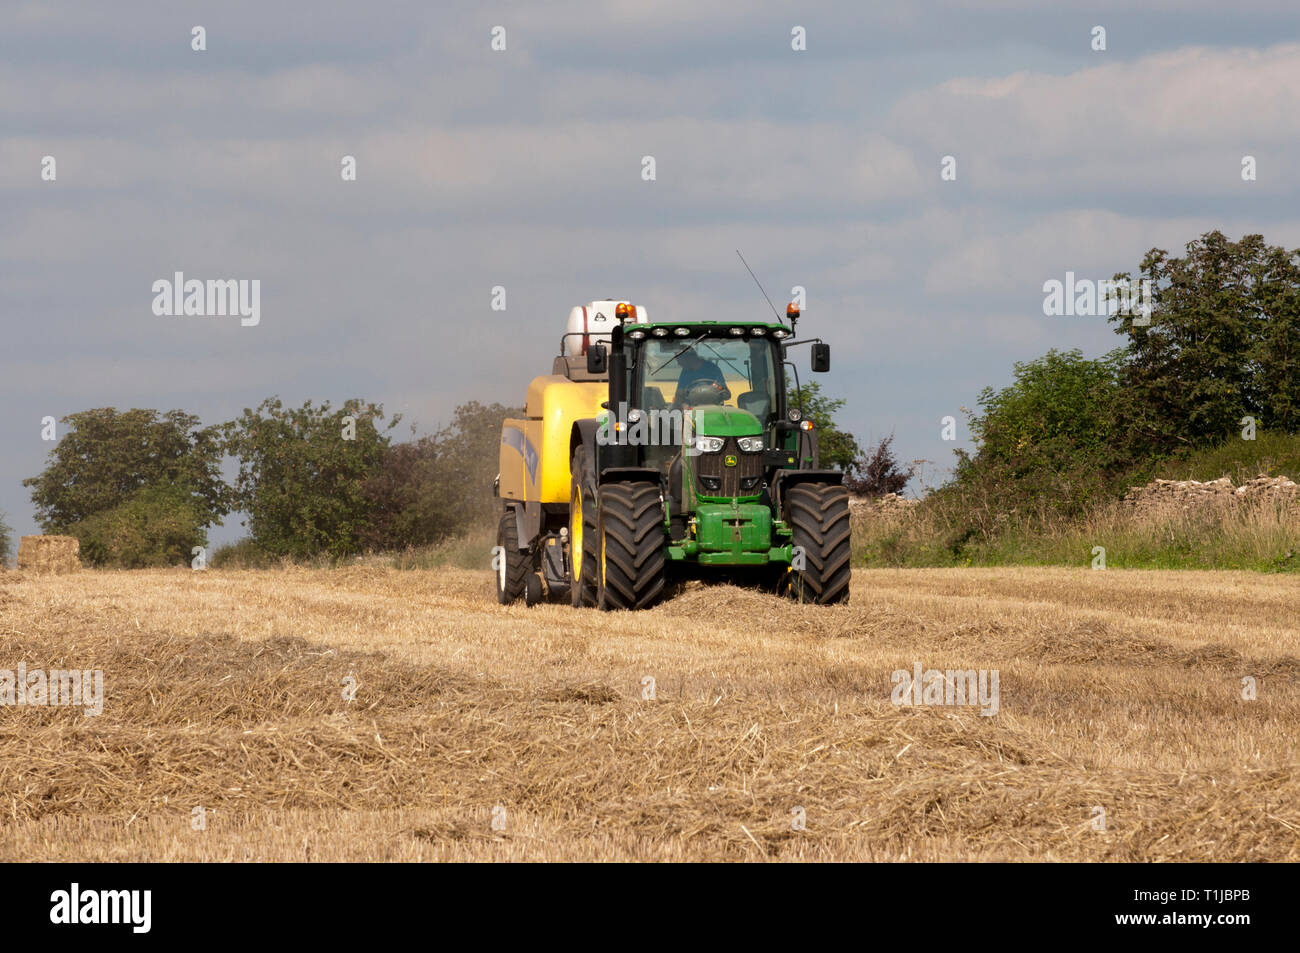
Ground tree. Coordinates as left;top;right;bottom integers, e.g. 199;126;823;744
361;436;441;549
845;434;914;497
425;401;521;530
73;484;207;568
22;408;230;566
967;348;1127;473
221;398;397;558
1251;243;1300;435
954;348;1127;514
0;511;11;565
1110;231;1300;450
785;380;859;469
362;401;521;549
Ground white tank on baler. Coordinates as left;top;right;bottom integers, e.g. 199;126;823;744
563;300;650;356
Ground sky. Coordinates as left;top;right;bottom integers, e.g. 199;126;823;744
3;1;1299;547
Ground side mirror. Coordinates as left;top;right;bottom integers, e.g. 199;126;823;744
811;343;830;373
587;343;608;375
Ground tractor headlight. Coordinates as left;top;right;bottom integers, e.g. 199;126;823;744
737;436;764;452
694;436;725;453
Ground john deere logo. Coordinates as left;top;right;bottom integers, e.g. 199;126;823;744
724;454;738;467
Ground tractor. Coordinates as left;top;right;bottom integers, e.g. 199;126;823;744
496;299;850;609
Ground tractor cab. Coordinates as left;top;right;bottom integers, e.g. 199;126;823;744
622;325;788;515
589;314;832;550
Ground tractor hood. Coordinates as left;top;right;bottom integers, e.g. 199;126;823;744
690;405;762;436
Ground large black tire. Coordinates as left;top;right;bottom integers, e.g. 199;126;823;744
568;446;599;607
596;482;666;611
780;483;851;605
496;510;528;604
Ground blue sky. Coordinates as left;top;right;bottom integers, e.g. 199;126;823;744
3;1;1299;546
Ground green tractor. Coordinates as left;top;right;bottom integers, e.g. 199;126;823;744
564;303;851;610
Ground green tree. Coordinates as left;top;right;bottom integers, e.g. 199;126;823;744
0;511;12;565
785;380;859;469
967;348;1126;471
426;401;520;529
363;401;520;549
73;484;207;568
222;397;397;558
1252;243;1300;435
1110;231;1300;449
954;348;1127;514
22;408;230;564
937;230;1300;529
361;436;440;549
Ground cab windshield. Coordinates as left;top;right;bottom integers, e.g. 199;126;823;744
636;335;779;423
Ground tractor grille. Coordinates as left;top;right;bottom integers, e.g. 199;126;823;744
694;437;764;497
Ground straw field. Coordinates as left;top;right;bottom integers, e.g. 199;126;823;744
1;565;1297;861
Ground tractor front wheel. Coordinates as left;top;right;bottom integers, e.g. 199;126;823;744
596;482;666;611
780;483;851;605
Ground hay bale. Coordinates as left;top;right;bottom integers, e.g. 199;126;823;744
16;535;81;574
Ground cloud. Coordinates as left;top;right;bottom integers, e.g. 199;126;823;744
892;44;1300;200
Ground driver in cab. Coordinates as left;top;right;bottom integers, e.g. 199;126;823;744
673;349;731;406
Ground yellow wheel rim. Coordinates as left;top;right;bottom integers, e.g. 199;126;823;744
599;518;607;587
571;488;582;582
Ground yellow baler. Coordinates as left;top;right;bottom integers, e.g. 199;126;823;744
495;299;653;606
498;372;604;506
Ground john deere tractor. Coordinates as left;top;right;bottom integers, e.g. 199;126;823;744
496;299;850;610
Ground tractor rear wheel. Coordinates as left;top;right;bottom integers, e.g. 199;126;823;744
496;510;528;604
596;482;666;611
780;483;851;605
568;446;599;607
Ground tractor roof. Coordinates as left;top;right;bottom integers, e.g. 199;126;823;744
632;320;792;338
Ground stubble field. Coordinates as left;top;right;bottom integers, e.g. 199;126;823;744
1;565;1297;861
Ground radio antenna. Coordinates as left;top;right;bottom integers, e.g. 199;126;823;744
736;250;786;326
